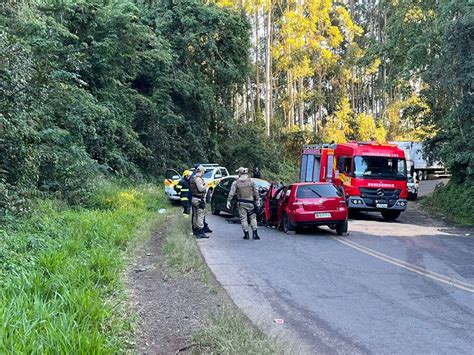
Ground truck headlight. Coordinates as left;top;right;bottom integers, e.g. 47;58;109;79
351;198;364;205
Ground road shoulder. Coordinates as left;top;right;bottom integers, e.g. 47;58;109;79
126;216;222;354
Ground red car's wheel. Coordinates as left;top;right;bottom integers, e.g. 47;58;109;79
283;213;295;234
336;220;348;236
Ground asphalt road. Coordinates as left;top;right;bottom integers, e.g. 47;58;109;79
417;178;450;197
198;180;473;354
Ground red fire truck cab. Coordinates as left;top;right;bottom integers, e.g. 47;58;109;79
300;142;408;220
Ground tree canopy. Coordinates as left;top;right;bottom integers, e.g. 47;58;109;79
1;0;472;215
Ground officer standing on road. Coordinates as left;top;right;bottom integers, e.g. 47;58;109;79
190;165;212;234
175;170;192;215
190;165;209;239
227;167;260;240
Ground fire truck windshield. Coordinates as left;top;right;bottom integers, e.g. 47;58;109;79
354;156;407;180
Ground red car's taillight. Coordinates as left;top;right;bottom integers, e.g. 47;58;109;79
339;200;347;208
292;201;303;208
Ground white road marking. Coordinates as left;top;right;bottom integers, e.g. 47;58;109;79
332;237;474;293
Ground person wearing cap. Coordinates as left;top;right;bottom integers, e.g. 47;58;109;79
189;165;213;234
175;170;192;215
189;165;209;238
227;167;260;240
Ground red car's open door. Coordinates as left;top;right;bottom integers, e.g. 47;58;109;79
264;183;281;224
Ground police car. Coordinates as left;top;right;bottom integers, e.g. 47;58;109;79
164;164;230;202
164;169;182;201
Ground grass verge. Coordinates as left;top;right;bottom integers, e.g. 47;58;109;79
162;213;276;353
0;183;166;353
420;178;473;226
163;214;203;274
192;308;276;354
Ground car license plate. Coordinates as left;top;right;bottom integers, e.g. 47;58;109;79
376;203;388;208
315;212;331;218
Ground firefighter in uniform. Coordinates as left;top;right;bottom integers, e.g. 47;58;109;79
227;167;260;240
190;165;209;239
175;170;192;215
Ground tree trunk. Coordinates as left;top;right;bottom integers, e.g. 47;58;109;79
264;2;272;136
255;7;261;116
298;77;304;128
248;76;255;122
287;70;294;128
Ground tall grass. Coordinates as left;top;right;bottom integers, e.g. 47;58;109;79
193;308;277;354
162;215;203;273
0;183;166;353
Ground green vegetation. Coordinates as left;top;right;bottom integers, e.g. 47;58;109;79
163;214;203;274
421;179;474;226
3;0;470;217
374;0;473;181
194;309;276;354
0;184;165;353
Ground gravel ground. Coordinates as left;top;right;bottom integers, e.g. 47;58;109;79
126;228;222;354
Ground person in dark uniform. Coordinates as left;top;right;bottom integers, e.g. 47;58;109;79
175;170;192;215
253;166;262;179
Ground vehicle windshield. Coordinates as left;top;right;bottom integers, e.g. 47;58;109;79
296;184;341;198
354;156;407;180
255;180;271;189
203;170;214;179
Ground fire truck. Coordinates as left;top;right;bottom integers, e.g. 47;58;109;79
300;142;408;220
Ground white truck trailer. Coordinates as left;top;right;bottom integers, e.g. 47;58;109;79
390;141;447;180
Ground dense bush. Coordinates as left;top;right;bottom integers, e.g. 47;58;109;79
0;0;251;215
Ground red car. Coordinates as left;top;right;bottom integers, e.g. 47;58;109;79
264;182;348;235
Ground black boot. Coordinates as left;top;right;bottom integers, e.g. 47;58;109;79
252;230;260;240
197;229;209;239
243;231;249;240
203;225;213;233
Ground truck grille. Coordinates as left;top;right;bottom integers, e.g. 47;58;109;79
359;188;401;208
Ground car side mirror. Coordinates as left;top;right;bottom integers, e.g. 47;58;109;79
215;174;222;179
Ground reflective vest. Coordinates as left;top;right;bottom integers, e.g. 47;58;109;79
176;178;190;201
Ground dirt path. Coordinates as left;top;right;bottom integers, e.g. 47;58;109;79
126;227;222;354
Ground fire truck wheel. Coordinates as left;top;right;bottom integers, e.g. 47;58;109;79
283;213;295;234
381;210;401;221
